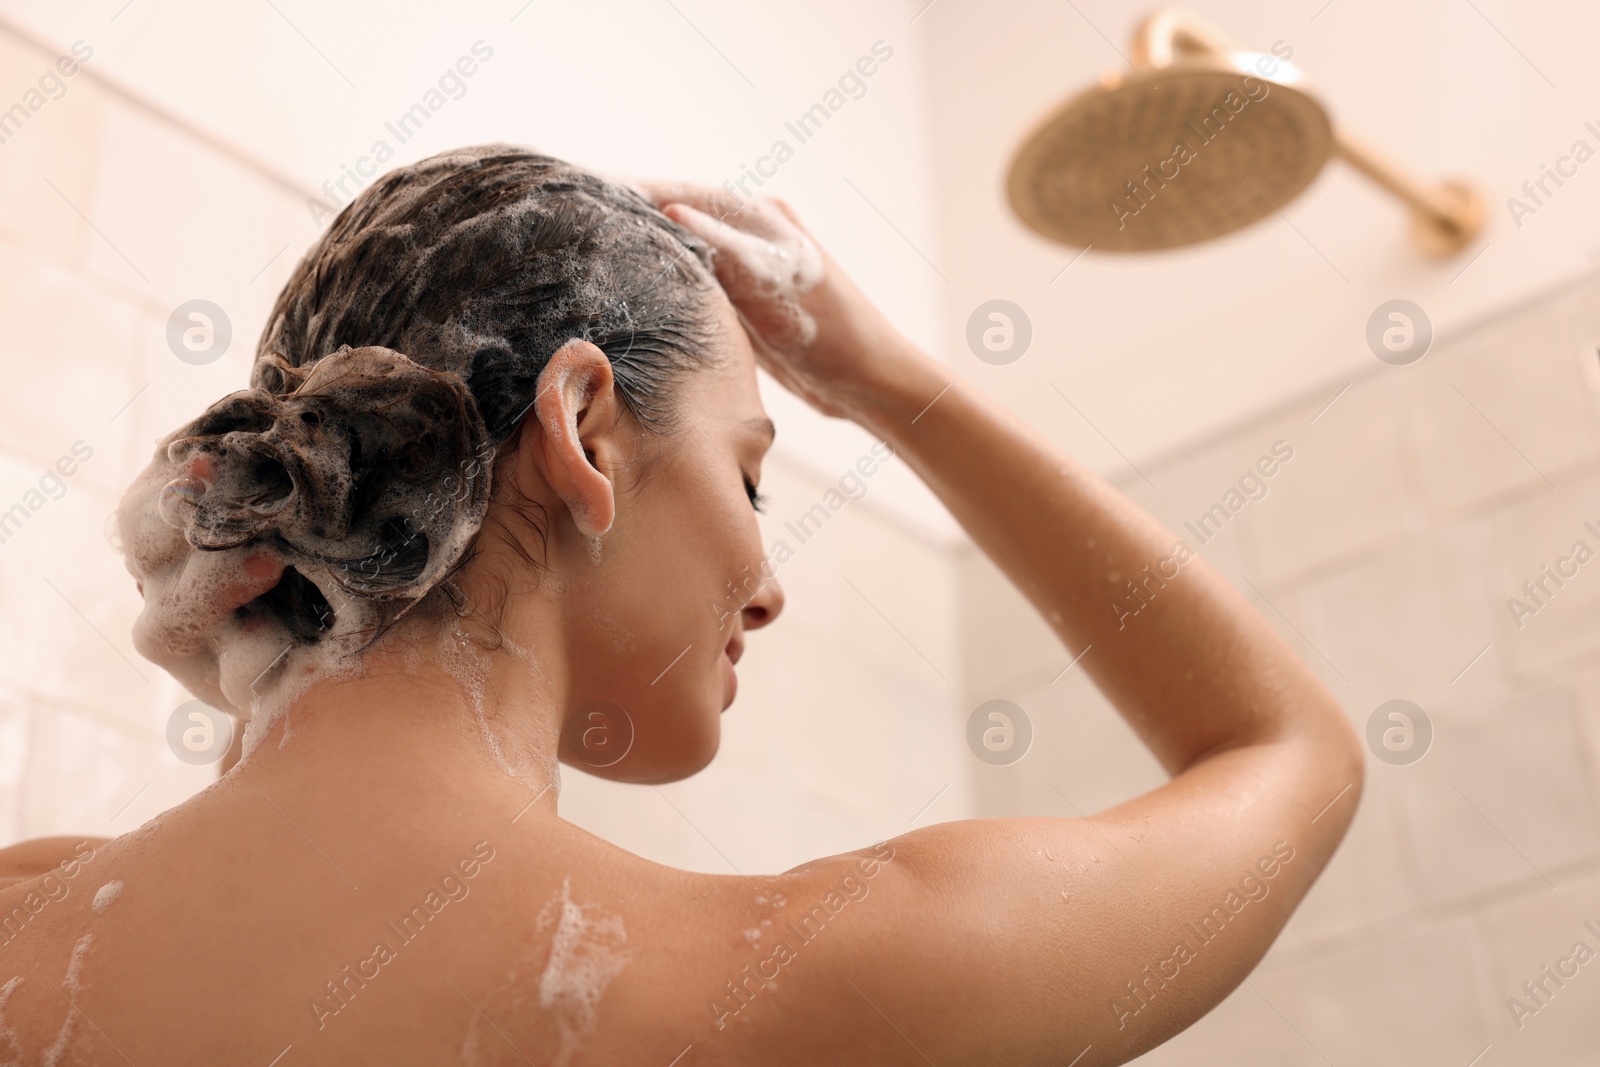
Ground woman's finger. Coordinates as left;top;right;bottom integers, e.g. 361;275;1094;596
660;203;776;294
632;179;746;222
662;202;823;351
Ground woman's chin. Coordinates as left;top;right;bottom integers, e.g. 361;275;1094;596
574;756;715;785
564;718;722;784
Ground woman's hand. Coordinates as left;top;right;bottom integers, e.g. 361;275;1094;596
633;181;925;421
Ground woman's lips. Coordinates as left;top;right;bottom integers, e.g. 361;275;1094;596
722;636;743;708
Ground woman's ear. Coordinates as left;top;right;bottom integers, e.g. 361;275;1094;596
531;340;620;537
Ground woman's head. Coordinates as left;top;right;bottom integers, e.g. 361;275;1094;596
117;145;783;781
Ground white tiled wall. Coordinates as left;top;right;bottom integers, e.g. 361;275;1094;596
959;273;1600;1065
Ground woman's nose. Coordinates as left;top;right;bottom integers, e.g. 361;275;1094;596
742;573;784;630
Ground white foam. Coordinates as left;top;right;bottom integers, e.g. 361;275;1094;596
680;203;823;349
562;480;607;539
590;608;638;655
41;933;92;1067
117;450;375;744
438;625;496;750
436;625;557;792
460;878;631;1067
494;635;561;790
752;235;825;348
0;975;22;1065
236;633;366;757
115;346;493;738
91;881;123;915
534;878;631;1067
497;633;550;683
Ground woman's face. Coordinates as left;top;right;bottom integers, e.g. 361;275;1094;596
551;292;785;783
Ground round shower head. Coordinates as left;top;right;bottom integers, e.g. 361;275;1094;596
1007;7;1485;256
1007;61;1334;252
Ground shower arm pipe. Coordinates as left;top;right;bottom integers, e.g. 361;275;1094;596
1328;126;1478;237
1129;6;1483;250
1130;7;1239;70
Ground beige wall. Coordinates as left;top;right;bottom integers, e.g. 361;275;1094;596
0;27;297;840
960;272;1600;1065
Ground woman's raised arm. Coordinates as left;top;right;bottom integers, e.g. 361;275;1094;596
644;184;1365;1064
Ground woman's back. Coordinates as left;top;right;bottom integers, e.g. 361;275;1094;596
0;720;954;1065
0;698;761;1066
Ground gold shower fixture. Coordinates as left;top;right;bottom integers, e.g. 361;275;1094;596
1006;7;1485;255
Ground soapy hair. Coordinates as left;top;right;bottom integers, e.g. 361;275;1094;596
258;144;719;437
118;145;722;717
255;144;722;618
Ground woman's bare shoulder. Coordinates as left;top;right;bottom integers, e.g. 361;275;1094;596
0;836;107;892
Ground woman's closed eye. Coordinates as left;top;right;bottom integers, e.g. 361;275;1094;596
743;474;768;514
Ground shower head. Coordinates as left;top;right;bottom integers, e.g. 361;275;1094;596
1006;8;1485;255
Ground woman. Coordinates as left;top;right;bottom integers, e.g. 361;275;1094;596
0;146;1363;1065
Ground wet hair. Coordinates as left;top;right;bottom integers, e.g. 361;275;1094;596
119;145;724;710
257;144;720;438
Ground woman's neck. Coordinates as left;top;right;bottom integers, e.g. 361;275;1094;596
228;624;568;822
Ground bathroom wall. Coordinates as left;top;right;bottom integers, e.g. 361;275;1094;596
0;26;261;840
960;271;1600;1066
0;16;970;871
